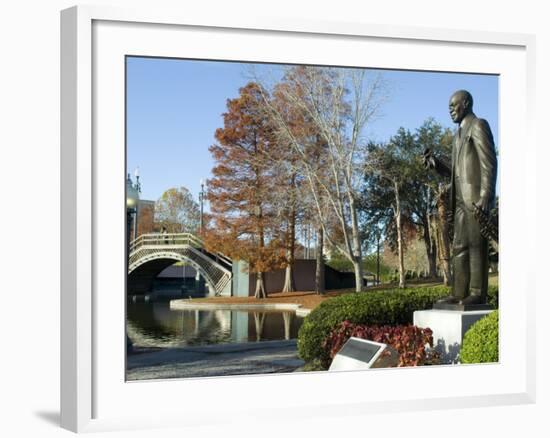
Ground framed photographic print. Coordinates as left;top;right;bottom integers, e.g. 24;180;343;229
61;5;536;433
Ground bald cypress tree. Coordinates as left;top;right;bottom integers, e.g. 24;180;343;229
205;82;285;298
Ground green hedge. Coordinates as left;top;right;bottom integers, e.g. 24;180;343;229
297;285;449;364
460;310;499;364
487;284;498;308
297;284;499;366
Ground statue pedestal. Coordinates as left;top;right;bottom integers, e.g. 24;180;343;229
432;302;494;311
413;309;494;364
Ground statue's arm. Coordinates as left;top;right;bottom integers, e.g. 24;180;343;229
434;157;452;178
471;118;498;208
423;148;451;177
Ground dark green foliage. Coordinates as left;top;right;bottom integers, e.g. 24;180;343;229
363;253;393;282
460;310;499;364
359;120;454;269
300;359;325;372
326;250;392;282
297;285;449;364
325;252;354;272
487;284;498;308
298;283;499;365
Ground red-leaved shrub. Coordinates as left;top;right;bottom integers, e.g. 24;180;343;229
322;320;438;368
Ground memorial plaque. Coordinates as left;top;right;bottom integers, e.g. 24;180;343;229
329;337;393;371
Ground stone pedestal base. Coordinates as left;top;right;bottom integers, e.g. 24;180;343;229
413;309;494;364
433;302;493;311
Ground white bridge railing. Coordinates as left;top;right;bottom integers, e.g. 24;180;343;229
130;232;200;251
128;232;232;296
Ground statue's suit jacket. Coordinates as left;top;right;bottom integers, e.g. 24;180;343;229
450;112;497;215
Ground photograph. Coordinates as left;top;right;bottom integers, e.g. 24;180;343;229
125;56;499;381
2;0;544;435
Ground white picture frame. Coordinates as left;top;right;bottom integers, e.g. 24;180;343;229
61;5;536;433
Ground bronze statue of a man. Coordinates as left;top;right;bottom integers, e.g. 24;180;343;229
424;90;497;308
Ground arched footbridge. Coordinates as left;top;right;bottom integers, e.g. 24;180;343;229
128;233;232;296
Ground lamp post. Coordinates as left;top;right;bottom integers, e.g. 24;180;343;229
133;167;141;240
199;178;205;233
126;173;140;254
195;179;206;294
126;173;139;354
134;166;141;192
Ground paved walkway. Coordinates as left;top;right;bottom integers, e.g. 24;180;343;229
127;340;304;380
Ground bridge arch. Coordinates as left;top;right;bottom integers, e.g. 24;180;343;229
128;233;232;296
129;251;217;295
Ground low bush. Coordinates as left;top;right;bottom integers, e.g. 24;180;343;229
300;359;325;372
487;284;498;308
323;321;438;369
460;310;499;364
297;284;499;367
297;285;449;365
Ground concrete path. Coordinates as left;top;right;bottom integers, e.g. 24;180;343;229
127;339;304;380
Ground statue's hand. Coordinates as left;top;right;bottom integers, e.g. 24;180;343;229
423;148;436;169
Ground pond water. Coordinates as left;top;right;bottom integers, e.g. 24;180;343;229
127;300;304;349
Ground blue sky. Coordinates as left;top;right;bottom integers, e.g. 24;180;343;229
126;57;498;202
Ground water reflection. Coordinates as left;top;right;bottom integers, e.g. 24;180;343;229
127;301;303;349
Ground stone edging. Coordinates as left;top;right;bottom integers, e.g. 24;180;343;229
295;308;312;317
169;300;306;312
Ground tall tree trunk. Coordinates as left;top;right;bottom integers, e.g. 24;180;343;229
255;203;268;299
352;259;364;292
282;258;295;293
315;225;325;295
436;188;451;286
376;232;381;285
255;272;267;299
349;197;364;292
282;191;296;292
422;215;438;278
394;181;406;289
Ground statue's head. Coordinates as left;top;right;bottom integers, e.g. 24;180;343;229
449;90;473;124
